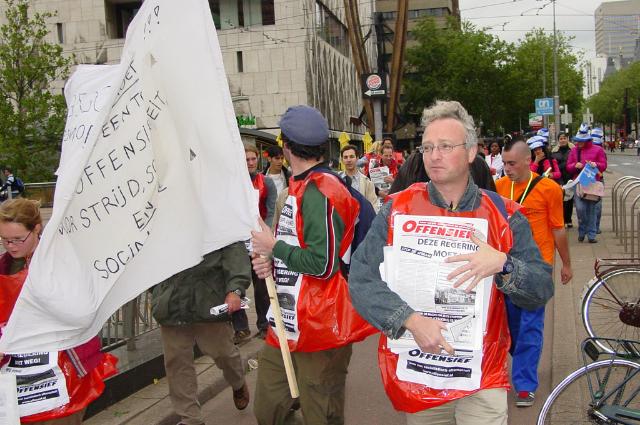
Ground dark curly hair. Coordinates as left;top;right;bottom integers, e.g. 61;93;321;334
282;134;326;161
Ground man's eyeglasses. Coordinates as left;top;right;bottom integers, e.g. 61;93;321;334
0;230;32;246
418;143;467;155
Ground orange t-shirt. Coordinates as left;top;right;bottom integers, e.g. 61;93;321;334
495;173;564;265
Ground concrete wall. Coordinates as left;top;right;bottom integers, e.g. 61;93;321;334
0;0;371;138
223;0;373;138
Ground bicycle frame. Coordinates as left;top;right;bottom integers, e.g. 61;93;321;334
593;258;640;312
583;338;640;423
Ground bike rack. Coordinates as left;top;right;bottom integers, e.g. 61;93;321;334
637;211;640;258
618;180;640;248
629;193;640;256
612;176;640;235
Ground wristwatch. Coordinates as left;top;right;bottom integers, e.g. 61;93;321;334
500;255;515;275
228;289;242;297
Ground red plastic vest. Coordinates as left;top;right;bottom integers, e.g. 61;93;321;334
266;172;377;352
380;183;517;412
252;173;269;220
0;271;117;422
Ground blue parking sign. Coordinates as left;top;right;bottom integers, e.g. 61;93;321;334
535;98;554;115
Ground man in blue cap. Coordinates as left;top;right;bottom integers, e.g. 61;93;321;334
250;105;375;425
566;124;607;243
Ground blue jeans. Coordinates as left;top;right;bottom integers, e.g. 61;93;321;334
506;296;545;392
595;198;602;232
574;195;598;240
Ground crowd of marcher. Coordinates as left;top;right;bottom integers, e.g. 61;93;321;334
0;98;620;425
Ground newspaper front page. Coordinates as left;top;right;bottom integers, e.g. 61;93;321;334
266;195;303;341
369;166;391;191
386;215;492;391
0;352;69;417
0;373;19;424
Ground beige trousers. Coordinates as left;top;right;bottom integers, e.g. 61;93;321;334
161;322;246;425
406;388;508;425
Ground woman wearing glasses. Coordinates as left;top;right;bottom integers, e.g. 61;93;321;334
0;198;117;425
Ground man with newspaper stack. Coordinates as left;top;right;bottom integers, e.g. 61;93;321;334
348;100;552;425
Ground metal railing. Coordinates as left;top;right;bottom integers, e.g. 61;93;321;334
23;182;56;207
611;176;640;256
100;291;159;352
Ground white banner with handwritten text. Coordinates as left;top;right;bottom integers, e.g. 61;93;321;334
0;0;257;353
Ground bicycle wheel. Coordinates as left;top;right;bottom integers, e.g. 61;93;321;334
537;359;640;425
582;268;640;353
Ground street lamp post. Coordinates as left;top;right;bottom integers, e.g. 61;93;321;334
636;97;639;139
542;49;548;129
552;0;561;142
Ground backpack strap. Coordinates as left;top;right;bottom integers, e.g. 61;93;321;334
481;189;508;221
517;175;544;204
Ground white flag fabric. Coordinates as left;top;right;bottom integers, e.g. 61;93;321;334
0;0;257;353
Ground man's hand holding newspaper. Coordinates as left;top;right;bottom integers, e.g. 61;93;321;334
445;233;507;293
404;313;455;355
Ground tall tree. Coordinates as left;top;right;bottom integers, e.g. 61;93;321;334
403;22;584;135
0;0;70;181
509;29;584;133
404;18;514;135
587;61;640;130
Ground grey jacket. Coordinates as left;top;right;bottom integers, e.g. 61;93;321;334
348;179;553;340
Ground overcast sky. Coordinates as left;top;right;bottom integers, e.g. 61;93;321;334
459;0;628;61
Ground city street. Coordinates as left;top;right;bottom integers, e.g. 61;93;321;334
86;168;636;425
1;0;637;423
605;150;640;177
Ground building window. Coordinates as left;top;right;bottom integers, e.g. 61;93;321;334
209;0;221;29
237;0;245;27
381;11;396;21
315;2;349;57
56;23;64;43
381;8;449;21
237;51;243;72
105;1;142;39
262;1;275;25
420;7;449;17
209;0;274;30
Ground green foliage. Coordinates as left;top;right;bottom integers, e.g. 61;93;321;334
509;29;584;132
0;0;71;182
403;20;584;135
404;18;514;132
586;61;640;128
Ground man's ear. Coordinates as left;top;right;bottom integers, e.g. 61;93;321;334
468;144;478;164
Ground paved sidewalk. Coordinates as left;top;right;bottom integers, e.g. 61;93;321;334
85;168;634;425
85;318;266;425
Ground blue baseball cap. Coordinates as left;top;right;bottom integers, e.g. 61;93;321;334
279;105;329;146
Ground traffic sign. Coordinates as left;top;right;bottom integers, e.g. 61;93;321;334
583;113;594;125
529;113;543;129
561;113;572;124
361;73;386;98
535;98;554;115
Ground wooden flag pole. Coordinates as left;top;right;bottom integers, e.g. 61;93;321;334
264;273;299;398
